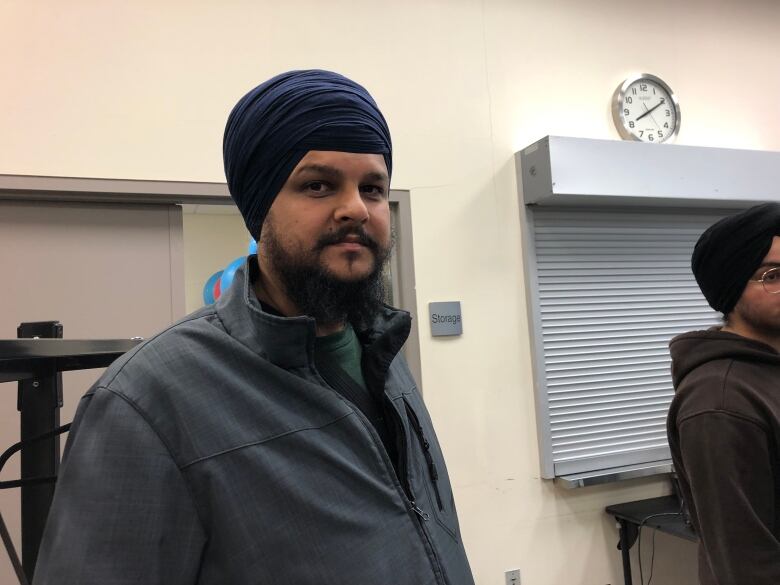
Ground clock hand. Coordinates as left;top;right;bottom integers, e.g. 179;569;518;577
636;101;664;121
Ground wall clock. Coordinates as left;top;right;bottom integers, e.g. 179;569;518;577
612;73;680;143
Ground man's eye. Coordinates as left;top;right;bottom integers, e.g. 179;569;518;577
304;181;330;194
361;185;385;198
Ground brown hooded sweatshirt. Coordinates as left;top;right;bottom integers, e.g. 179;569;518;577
668;329;780;585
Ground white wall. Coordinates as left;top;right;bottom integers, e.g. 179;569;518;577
3;0;780;583
182;207;249;315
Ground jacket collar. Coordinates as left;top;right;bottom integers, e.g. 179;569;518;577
215;256;412;374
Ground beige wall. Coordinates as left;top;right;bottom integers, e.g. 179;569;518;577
3;0;780;583
0;201;184;583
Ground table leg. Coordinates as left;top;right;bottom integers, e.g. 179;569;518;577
618;519;634;585
17;321;62;582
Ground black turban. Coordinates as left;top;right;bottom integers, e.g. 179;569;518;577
692;202;780;314
223;69;392;239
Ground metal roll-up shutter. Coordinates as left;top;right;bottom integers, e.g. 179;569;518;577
529;207;727;476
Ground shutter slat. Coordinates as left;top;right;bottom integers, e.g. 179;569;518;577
553;434;668;455
549;385;672;400
548;355;670;374
552;412;669;432
543;330;711;346
540;294;707;304
555;428;667;448
541;320;716;335
550;391;673;409
547;373;672;387
551;406;670;426
546;344;683;356
553;441;671;461
552;420;666;440
542;313;715;326
547;352;669;365
550;399;671;417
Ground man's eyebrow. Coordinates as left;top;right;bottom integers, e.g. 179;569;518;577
293;165;389;183
756;262;780;271
363;171;390;183
293;164;344;179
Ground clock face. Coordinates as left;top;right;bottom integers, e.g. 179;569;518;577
612;75;680;143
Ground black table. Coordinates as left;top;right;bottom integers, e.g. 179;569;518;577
1;322;139;583
0;338;143;383
606;495;697;585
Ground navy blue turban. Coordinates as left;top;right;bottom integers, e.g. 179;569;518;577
223;69;392;239
692;202;780;314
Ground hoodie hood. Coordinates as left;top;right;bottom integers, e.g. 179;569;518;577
669;328;780;387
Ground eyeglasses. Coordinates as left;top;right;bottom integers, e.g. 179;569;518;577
749;267;780;294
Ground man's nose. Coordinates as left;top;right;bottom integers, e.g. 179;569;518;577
334;186;369;223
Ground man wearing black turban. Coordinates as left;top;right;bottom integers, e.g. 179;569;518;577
667;203;780;585
34;71;475;585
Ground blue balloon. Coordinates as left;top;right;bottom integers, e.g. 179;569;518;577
220;257;245;292
203;270;223;305
248;239;258;255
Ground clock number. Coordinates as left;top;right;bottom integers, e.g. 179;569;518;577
666;109;671;116
652;87;656;95
632;88;637;95
660;98;666;104
639;130;644;137
648;134;655;142
624;108;630;115
658;130;664;138
626;96;633;104
640;83;648;92
664;122;669;128
629;121;635;128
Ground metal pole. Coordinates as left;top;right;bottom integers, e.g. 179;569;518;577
618;519;634;585
0;511;30;585
16;321;62;582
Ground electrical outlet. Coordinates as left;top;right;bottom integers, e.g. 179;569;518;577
505;569;521;585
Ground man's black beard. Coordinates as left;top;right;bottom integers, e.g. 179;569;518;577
261;223;391;329
732;297;780;338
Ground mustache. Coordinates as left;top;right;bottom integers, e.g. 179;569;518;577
315;225;379;252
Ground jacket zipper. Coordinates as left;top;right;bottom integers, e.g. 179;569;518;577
404;400;445;512
385;396;450;585
410;501;430;520
312;364;448;585
385;398;429;515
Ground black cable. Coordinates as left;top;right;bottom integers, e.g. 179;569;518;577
0;476;59;490
0;423;72;491
637;509;684;585
0;424;73;584
648;526;658;585
0;423;71;475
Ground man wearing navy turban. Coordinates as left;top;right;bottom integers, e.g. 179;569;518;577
223;69;395;332
667;203;780;585
34;70;475;585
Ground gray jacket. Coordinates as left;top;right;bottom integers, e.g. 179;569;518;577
34;260;474;585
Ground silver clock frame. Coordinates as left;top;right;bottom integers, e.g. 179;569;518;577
611;73;681;143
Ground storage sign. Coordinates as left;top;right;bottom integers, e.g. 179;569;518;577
428;301;463;337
